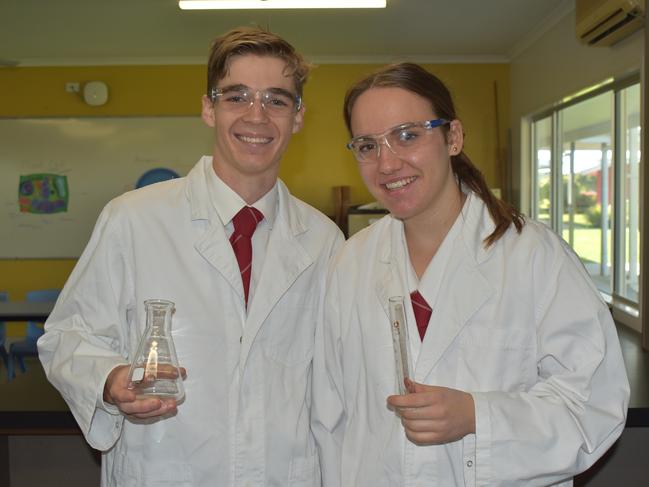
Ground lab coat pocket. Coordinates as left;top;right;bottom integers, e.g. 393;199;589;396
456;326;534;391
112;451;194;486
288;453;320;487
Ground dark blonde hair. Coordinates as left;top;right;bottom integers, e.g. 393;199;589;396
343;63;524;247
207;26;311;97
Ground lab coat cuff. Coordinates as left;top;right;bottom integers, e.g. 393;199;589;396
82;364;127;451
86;406;124;451
471;392;493;486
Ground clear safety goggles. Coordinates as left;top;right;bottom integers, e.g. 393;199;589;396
209;85;302;117
347;118;450;163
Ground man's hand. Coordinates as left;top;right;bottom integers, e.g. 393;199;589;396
387;379;475;445
103;364;187;419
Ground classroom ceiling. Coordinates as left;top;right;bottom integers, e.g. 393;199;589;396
0;0;573;67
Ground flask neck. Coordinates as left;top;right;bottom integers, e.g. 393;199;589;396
144;301;174;336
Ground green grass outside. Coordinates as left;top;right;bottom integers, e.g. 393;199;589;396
539;210;640;266
560;218;640;267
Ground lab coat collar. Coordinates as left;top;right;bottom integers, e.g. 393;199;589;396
185;156;305;236
188;157;246;303
375;191;495;379
375;215;406;310
458;189;498;266
186;156;312;367
374;190;496;266
241;181;312;365
186;156;214;221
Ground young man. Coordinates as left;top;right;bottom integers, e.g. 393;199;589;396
38;27;343;486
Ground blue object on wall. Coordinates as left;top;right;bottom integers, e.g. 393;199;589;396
136;167;180;189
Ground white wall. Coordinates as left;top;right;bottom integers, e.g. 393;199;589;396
510;5;644;213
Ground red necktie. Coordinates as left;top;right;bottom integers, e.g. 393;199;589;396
230;206;264;306
410;290;432;340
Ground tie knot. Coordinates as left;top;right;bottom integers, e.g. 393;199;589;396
232;206;264;237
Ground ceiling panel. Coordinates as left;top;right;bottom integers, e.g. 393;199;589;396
0;0;571;66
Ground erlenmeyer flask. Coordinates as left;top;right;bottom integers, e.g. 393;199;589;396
127;299;184;401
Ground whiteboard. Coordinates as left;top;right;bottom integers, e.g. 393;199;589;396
0;117;212;258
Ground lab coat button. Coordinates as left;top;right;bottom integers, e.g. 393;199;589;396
466;460;473;468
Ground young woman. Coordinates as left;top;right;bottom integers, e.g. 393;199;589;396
312;63;629;486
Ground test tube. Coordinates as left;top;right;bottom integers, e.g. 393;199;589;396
388;296;411;395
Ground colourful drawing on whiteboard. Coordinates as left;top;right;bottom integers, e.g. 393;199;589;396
18;174;69;214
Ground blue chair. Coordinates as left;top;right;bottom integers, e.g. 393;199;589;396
0;291;8;376
8;289;60;380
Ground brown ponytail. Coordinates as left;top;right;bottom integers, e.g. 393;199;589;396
451;152;523;246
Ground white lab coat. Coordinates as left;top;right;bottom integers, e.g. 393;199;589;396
38;156;343;487
312;191;629;487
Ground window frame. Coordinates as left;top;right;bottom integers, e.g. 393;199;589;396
529;73;641;325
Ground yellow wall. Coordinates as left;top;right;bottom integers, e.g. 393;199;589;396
0;62;510;319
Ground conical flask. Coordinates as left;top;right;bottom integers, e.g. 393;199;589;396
127;299;184;401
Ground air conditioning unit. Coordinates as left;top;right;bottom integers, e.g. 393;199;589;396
576;0;645;46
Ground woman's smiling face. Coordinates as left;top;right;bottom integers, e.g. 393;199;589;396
350;86;463;223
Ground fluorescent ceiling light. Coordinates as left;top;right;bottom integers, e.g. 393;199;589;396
179;0;386;9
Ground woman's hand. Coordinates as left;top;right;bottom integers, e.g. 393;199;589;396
387;379;476;445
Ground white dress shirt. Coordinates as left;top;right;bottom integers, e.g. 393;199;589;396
205;165;278;313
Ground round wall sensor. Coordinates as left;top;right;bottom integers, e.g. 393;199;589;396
83;81;109;106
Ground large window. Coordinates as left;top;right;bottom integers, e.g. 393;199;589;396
531;78;640;309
